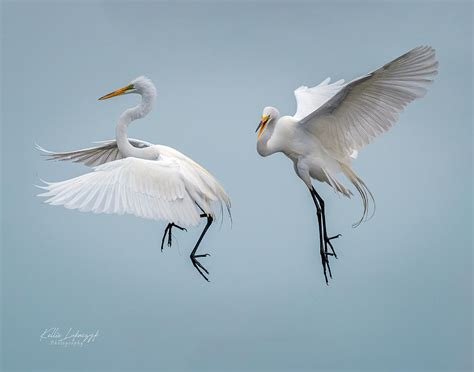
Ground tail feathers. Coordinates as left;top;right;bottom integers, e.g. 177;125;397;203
339;163;376;227
323;168;353;198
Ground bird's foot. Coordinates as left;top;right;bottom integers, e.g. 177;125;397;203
320;250;332;285
321;234;340;285
324;233;341;259
161;223;187;252
190;253;210;282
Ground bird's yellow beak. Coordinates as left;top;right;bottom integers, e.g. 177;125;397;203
256;115;270;139
98;84;134;101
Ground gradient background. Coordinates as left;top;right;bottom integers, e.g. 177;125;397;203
1;1;472;371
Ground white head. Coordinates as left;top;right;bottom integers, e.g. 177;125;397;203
98;75;157;101
130;76;157;99
255;106;280;140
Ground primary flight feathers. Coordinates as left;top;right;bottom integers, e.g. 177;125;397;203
298;46;438;160
36;139;152;167
38;155;230;227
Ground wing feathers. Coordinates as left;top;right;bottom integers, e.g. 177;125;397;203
38;155;231;226
36;139;152;167
300;46;438;160
293;78;346;120
38;157;201;226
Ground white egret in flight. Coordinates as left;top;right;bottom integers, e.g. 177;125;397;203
256;46;438;283
37;76;231;281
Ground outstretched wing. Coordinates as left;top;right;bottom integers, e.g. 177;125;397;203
36;139;152;167
293;78;345;120
38;157;204;226
299;46;438;160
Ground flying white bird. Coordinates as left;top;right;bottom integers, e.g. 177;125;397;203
37;76;231;281
256;46;438;283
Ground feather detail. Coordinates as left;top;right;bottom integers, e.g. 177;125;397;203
36;139;152;167
37;155;231;227
339;163;376;227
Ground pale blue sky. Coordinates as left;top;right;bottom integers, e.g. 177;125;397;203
1;1;472;371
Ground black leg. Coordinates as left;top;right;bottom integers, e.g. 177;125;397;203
161;223;187;252
312;188;341;259
310;187;342;284
190;214;213;282
310;188;331;284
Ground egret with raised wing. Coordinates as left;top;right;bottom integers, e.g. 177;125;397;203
255;46;438;283
38;76;231;281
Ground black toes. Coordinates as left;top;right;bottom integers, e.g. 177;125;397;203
324;233;340;259
191;256;210;281
161;223;187;251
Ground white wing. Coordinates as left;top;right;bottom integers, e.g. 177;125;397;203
293;78;345;120
38;155;231;227
36;138;152;167
299;46;438;160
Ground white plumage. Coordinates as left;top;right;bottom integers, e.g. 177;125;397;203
293;78;346;121
256;46;438;283
38;76;230;281
36;138;152;167
38;149;229;227
300;46;438;161
38;77;230;224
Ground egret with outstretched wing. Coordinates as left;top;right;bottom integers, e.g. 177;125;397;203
38;76;231;281
255;46;438;283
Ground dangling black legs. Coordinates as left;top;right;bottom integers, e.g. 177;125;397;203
190;214;213;282
313;189;341;259
160;207;214;282
161;223;187;252
310;186;341;284
310;189;330;283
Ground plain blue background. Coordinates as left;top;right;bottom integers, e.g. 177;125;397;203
1;1;472;371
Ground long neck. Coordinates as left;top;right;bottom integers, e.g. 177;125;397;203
116;92;155;158
256;119;279;157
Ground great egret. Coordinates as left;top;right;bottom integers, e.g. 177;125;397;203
37;76;231;281
256;46;438;283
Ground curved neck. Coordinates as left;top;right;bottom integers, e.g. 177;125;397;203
256;119;278;157
116;92;155;158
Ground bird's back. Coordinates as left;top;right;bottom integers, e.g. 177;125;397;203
155;145;231;220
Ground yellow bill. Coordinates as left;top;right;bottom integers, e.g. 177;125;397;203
98;84;134;100
256;115;270;139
